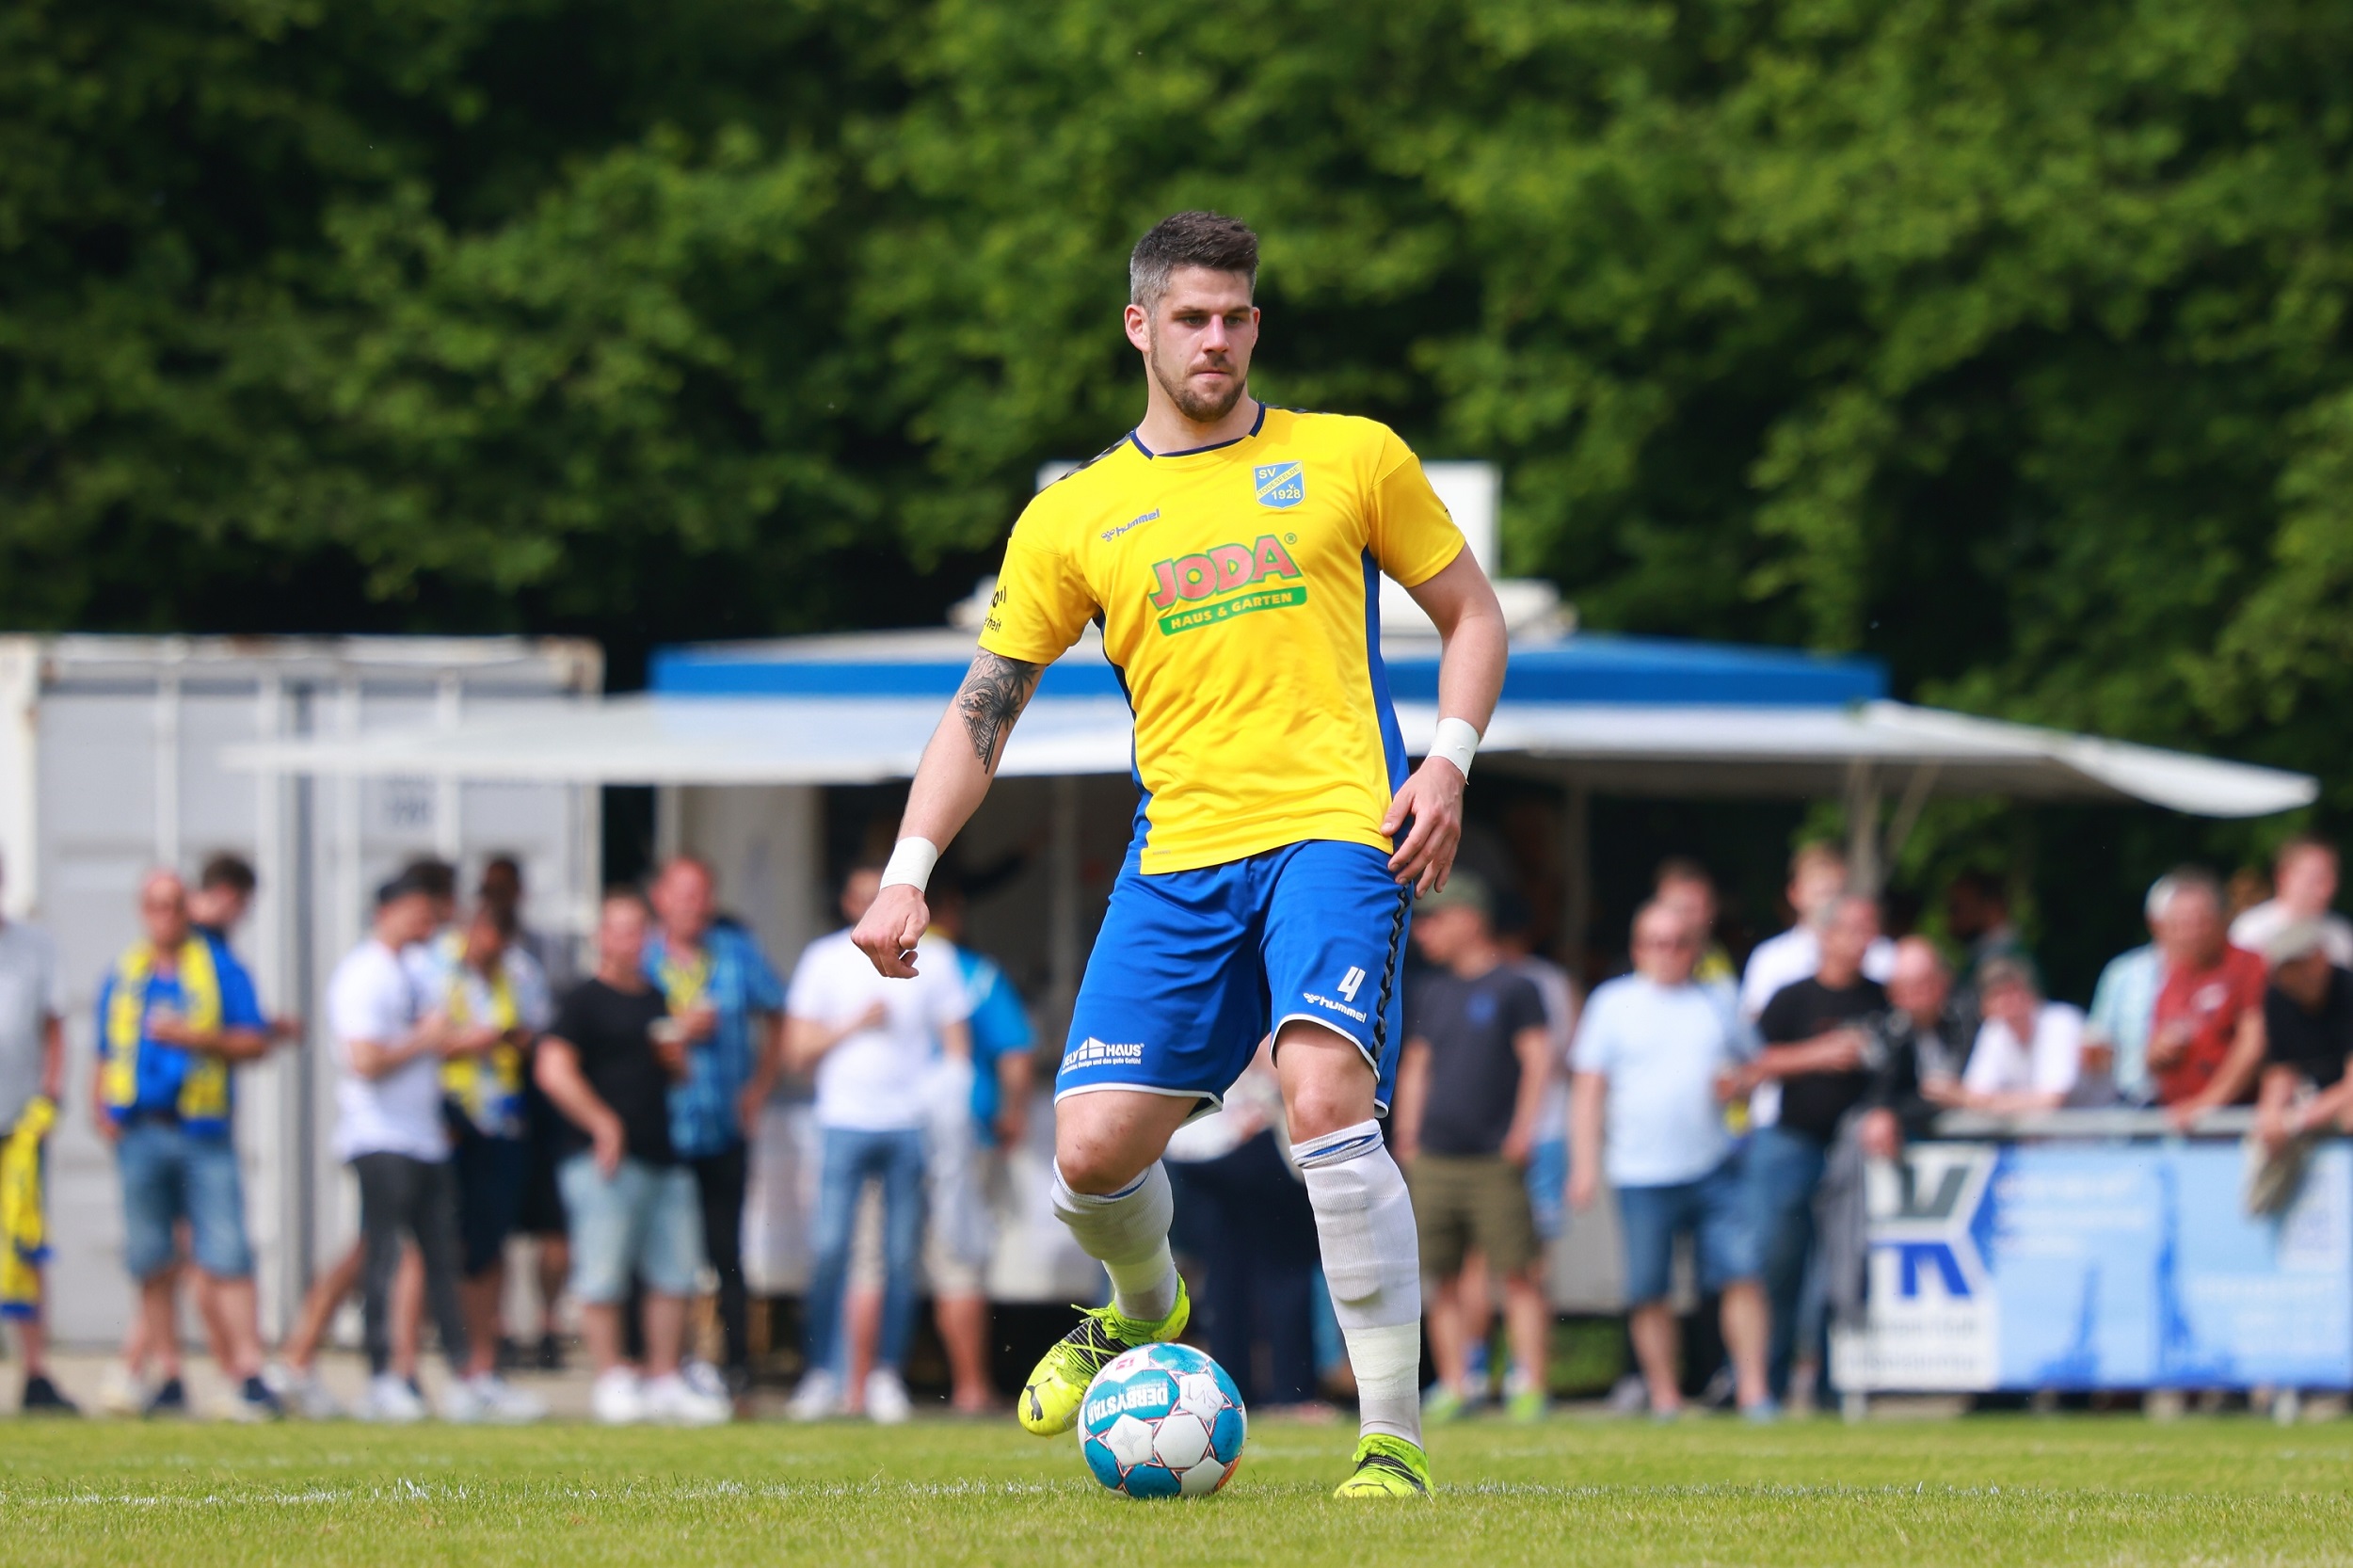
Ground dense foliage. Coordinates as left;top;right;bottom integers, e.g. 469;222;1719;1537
8;0;2351;947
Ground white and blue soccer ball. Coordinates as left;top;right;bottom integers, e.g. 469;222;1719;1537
1077;1343;1247;1499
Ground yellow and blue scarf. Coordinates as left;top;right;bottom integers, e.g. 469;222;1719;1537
440;962;525;1138
102;936;229;1133
0;1096;53;1319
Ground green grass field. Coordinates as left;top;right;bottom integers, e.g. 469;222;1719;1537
6;1414;2352;1566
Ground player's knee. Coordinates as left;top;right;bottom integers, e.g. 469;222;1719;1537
1053;1126;1144;1196
1283;1080;1371;1143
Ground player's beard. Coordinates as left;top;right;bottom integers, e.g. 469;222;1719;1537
1148;333;1247;424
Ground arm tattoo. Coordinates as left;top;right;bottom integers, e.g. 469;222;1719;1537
955;652;1041;774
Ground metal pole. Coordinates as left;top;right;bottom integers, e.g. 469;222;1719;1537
1845;760;1882;899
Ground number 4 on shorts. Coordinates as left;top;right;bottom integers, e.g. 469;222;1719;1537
1337;966;1366;1001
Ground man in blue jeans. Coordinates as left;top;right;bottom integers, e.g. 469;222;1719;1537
94;870;280;1418
783;864;970;1423
1737;894;1887;1406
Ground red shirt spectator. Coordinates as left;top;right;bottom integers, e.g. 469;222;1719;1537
2149;872;2268;1113
2151;948;2265;1104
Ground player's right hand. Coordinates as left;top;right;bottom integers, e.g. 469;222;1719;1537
853;885;930;979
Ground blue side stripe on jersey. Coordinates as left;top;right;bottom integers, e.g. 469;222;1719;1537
1096;611;1153;854
1360;551;1410;795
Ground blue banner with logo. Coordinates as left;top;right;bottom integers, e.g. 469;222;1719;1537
1833;1142;2353;1391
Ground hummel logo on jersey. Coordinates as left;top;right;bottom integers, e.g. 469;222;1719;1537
1337;966;1367;1001
1101;508;1160;542
1254;461;1305;508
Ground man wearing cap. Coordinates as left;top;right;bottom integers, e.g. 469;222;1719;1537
1390;874;1555;1422
2252;920;2353;1156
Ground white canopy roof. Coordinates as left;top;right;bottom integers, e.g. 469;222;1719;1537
225;694;2315;818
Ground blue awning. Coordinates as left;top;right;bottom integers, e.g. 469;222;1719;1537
648;630;1887;709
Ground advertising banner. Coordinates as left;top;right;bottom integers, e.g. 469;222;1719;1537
1833;1141;2353;1392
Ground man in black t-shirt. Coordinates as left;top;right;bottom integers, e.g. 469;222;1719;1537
2254;920;2353;1157
1392;875;1554;1421
1739;894;1885;1404
535;888;728;1428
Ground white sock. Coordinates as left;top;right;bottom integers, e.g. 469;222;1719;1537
1293;1121;1424;1446
1050;1160;1178;1323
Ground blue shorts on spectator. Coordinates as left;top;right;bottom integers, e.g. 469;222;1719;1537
453;1123;530;1278
559;1154;705;1302
117;1118;252;1279
1616;1152;1758;1305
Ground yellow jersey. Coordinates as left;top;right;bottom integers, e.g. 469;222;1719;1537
979;405;1465;873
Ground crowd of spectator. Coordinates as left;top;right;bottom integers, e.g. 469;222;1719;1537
0;828;2348;1425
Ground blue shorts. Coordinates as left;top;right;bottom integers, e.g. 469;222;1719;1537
1616;1153;1759;1306
1058;839;1413;1119
557;1154;706;1304
1526;1137;1568;1244
116;1120;253;1281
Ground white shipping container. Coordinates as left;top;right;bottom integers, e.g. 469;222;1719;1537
0;635;600;1347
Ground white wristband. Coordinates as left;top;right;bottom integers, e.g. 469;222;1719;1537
879;837;940;893
1429;716;1481;779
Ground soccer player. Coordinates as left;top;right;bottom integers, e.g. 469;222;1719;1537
849;212;1508;1496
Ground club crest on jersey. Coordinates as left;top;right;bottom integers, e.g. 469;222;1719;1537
1253;461;1305;508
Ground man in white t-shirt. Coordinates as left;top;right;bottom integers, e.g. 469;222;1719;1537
1737;844;1896;1132
2233;837;2353;970
1738;844;1898;1022
328;868;538;1424
1570;901;1772;1418
1956;955;2086;1113
782;863;971;1422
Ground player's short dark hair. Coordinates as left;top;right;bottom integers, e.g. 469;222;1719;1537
1129;212;1259;312
198;852;256;896
403;856;457;901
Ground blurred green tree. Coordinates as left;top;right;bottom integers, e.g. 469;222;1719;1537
6;0;2349;932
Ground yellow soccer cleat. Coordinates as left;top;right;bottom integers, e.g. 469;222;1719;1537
1017;1277;1191;1437
1332;1434;1433;1498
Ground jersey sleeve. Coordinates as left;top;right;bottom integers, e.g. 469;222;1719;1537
1365;427;1466;589
976;501;1096;665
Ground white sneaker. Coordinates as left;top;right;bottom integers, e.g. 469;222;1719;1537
461;1373;547;1424
99;1366;152;1417
360;1373;428;1424
641;1372;732;1427
785;1369;840;1422
264;1364;344;1421
680;1358;730;1402
440;1375;486;1425
591;1368;645;1426
864;1368;912;1426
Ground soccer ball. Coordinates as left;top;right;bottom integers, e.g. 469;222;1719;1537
1077;1343;1246;1499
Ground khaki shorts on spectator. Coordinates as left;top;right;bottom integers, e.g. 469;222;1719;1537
1409;1152;1541;1279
